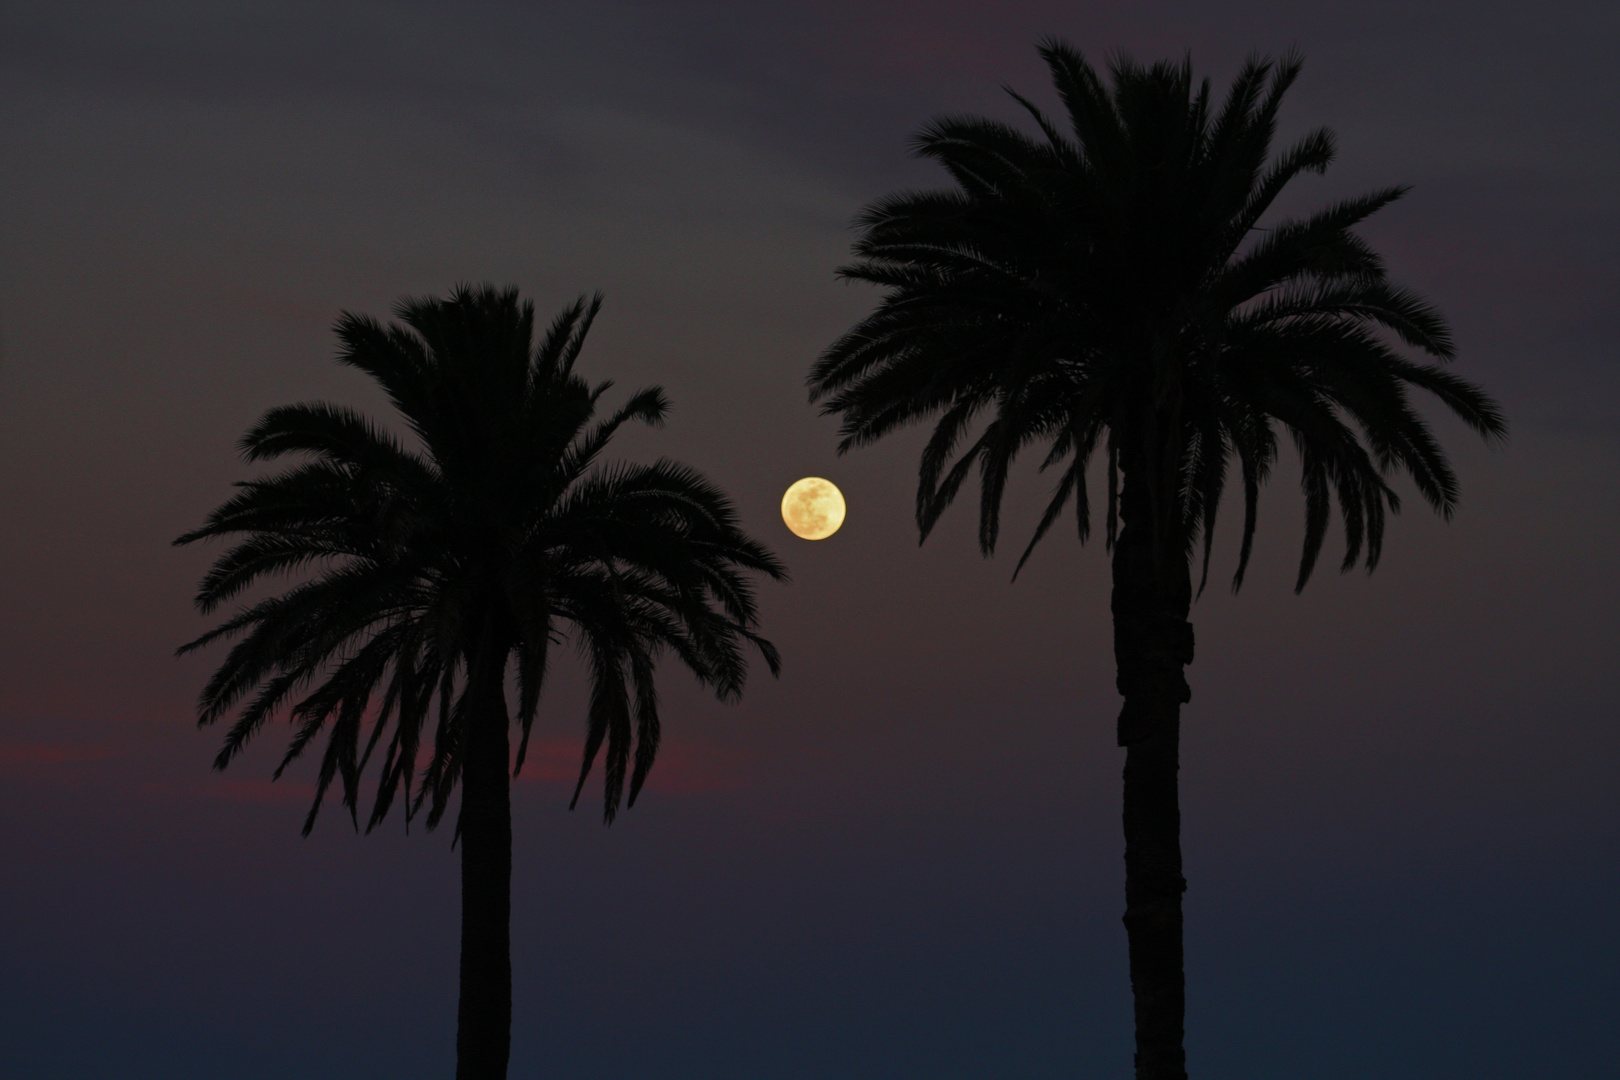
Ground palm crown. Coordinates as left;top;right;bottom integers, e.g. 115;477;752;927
810;43;1505;589
177;285;784;833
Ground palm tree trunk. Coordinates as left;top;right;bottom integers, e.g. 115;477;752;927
1112;460;1194;1080
456;641;513;1080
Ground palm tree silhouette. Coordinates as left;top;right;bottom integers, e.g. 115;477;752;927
809;44;1504;1079
177;285;785;1080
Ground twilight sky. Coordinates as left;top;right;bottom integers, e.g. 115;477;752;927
2;2;1617;1077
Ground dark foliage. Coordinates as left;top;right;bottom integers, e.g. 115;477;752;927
811;42;1505;587
177;285;786;832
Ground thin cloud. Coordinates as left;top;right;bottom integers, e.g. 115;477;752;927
141;776;318;805
514;737;752;796
0;743;119;766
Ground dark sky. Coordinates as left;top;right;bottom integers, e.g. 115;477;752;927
2;2;1617;1077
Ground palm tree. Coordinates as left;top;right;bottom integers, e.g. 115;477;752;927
177;285;785;1080
809;44;1504;1079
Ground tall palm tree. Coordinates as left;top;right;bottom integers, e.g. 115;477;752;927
177;285;785;1080
809;44;1504;1079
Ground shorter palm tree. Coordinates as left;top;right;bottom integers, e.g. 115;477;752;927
176;285;785;1080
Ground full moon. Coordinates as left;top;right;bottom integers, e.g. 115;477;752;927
781;477;846;540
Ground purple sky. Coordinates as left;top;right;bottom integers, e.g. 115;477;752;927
2;2;1616;1076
